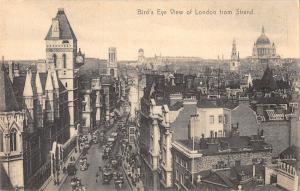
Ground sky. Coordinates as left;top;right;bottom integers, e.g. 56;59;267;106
0;0;299;60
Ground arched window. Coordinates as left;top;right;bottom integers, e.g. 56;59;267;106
10;129;17;151
53;54;57;68
110;69;115;77
0;131;3;152
63;54;67;68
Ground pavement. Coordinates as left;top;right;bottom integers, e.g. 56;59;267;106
122;144;144;191
40;145;81;191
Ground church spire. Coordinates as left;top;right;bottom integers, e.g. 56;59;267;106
45;69;54;91
231;38;237;60
262;25;265;34
23;68;33;97
35;72;43;95
0;63;19;112
52;70;59;90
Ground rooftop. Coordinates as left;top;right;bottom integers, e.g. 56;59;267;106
176;135;272;156
0;64;20;112
45;8;77;40
196;164;285;191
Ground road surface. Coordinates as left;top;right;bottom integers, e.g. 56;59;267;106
60;117;130;191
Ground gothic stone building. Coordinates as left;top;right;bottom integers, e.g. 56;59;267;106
0;8;84;190
0;64;69;190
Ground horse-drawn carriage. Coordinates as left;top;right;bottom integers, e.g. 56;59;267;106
102;168;113;184
114;172;124;189
79;156;88;171
102;146;111;160
70;177;86;191
67;162;76;176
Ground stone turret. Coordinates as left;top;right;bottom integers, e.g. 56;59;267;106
45;69;54;121
23;69;34;119
35;72;44;128
52;70;60;118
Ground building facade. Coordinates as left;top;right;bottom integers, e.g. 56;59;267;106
45;8;84;137
251;26;280;64
172;135;273;191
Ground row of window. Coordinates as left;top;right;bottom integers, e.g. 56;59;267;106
53;54;67;68
0;129;17;152
209;130;225;138
47;44;71;48
209;114;228;124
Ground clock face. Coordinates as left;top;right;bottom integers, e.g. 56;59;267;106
76;56;84;63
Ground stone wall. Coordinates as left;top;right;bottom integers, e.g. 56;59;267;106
261;120;291;157
231;103;259;136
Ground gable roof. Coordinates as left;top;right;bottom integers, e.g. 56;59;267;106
45;8;77;41
0;64;20;112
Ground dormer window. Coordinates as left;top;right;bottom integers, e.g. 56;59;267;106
51;18;60;38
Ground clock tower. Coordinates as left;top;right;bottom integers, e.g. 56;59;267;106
45;8;84;137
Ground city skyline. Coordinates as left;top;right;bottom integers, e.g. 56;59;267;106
0;0;299;60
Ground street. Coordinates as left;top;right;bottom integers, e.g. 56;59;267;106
60;115;131;191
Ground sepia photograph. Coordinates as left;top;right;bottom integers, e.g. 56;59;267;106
0;0;299;190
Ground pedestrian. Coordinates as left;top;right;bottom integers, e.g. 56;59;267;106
96;172;99;183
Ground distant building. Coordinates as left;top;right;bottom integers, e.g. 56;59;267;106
249;65;298;156
251;26;280;64
229;39;240;72
79;89;96;133
107;47;118;79
188;99;232;139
